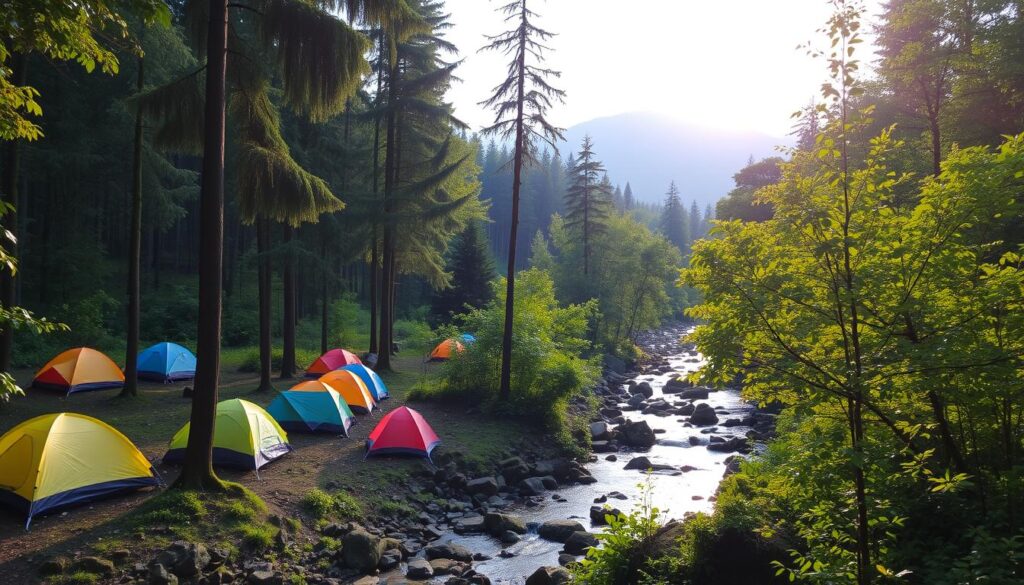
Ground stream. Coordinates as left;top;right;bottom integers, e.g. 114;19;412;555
412;325;757;584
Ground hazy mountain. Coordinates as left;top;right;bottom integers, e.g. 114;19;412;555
559;112;786;207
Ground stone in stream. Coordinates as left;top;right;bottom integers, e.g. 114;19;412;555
689;403;720;426
525;566;572;585
590;505;623;525
679;387;711;400
500;530;521;544
465;477;499;496
707;436;750;453
538;519;586;543
632;381;654;398
454;515;486;534
562;531;599;555
618;420;657;448
406;558;434;580
589;421;610;441
662;377;693;394
518;477;547;496
627;393;647;407
341;530;383;571
425;542;473;562
484;512;527;536
623;456;675;471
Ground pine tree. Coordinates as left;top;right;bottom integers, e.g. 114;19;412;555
688;200;701;248
702;203;714;237
528;229;555;271
623;182;635;209
564;135;612;275
430;224;496;322
480;0;565;401
659;181;689;253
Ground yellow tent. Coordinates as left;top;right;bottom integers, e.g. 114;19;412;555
0;413;157;527
311;372;376;414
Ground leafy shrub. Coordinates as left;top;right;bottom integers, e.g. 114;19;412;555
393;318;433;350
414;269;599;438
237;347;320;373
301;488;363;521
574;480;664;584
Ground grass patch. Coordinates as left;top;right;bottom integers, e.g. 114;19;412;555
301;488;363;522
52;572;98;585
366;494;417;520
239;522;276;552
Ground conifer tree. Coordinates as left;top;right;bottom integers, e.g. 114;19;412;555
623;182;635;209
688;200;702;247
659;181;689;253
479;0;564;401
564;135;612;276
430;224;496;322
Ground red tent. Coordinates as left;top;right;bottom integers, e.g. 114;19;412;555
365;406;440;461
306;349;363;377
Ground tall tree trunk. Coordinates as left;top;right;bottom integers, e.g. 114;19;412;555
320;229;329;354
369;234;379;355
499;8;528;401
281;224;297;378
175;0;228;491
377;43;399;371
0;53;26;373
255;218;274;393
122;54;145;398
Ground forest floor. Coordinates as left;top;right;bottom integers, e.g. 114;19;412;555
0;349;528;579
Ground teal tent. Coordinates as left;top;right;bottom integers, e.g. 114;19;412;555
267;389;356;436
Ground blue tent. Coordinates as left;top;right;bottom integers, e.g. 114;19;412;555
340;364;389;401
137;342;196;382
460;333;477;343
267;390;356;435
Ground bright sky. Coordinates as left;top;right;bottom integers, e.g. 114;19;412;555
443;0;882;137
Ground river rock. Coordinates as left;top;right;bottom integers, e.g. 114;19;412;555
679;387;710;400
589;421;609;441
500;530;521;544
484;512;526;536
466;477;499;496
538;519;586;542
525;566;571;585
518;477;547;496
425;543;473;562
562;531;599;555
627;393;646;407
632;381;654;398
600;407;623;418
618;420;656;448
708;437;750;453
454;515;486;534
689;403;719;426
623;456;675;471
590;505;623;525
342;530;383;571
406;558;434;580
149;541;210;578
662;377;693;393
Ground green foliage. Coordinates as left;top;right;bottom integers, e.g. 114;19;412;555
302;488;363;522
238;522;276;552
414;268;598;442
430;223;496;325
238;347;320;374
574;479;664;585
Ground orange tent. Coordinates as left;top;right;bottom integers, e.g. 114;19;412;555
308;372;377;414
33;348;125;395
427;339;464;362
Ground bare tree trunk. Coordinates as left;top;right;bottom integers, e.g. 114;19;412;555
175;0;228;491
281;224;297;378
499;7;529;401
320;230;329;354
122;53;145;398
255;218;274;393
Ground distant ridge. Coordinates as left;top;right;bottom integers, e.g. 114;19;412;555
559;111;786;207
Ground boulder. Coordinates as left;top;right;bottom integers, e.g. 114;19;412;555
465;477;499;496
484;512;526;536
707;437;749;453
618;420;657;448
679;387;710;400
600;407;623;419
149;542;210;578
563;531;599;555
589;421;609;441
525;566;572;585
689;403;719;426
246;571;283;585
454;515;486;534
590;505;622;525
538;519;586;543
342;529;383;572
425;542;473;562
406;558;434;580
633;382;654;398
517;477;547;496
429;558;463;575
662;378;693;394
148;563;178;585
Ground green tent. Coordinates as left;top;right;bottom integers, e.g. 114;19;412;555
163;399;291;470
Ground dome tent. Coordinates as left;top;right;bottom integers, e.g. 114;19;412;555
0;413;157;528
305;348;362;377
339;364;389;401
164;399;291;471
365;406;440;461
268;386;356;435
316;371;376;414
33;347;125;395
427;339;464;362
137;342;197;382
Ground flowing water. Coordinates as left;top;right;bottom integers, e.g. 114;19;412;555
422;326;755;584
